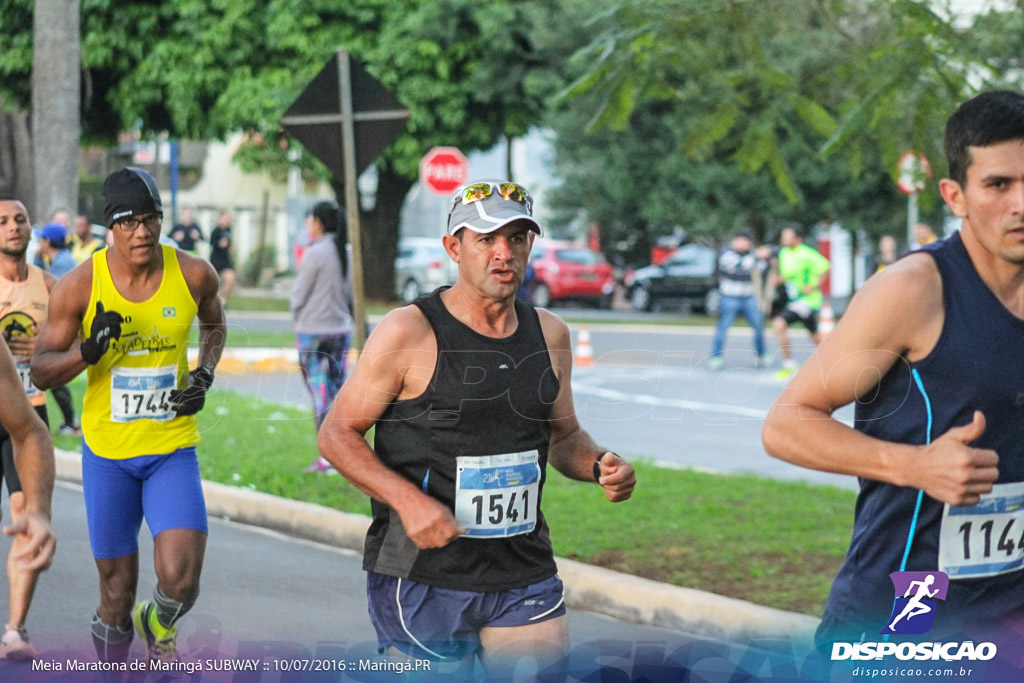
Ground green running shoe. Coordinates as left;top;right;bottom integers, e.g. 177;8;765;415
132;600;178;664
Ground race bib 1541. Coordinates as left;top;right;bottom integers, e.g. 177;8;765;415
454;450;541;539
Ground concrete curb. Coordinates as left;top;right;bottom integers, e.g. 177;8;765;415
188;347;300;374
54;449;818;647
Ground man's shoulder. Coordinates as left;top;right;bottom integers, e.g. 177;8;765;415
48;257;94;304
534;307;570;348
172;248;216;282
374;304;432;343
855;253;942;318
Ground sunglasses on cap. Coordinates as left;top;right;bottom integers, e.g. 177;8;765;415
449;182;533;216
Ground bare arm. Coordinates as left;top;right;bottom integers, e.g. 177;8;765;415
30;264;93;389
762;255;999;506
180;252;226;369
317;306;465;548
0;342;56;570
541;310;635;502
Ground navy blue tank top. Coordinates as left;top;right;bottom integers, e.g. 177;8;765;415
362;288;561;592
825;233;1024;637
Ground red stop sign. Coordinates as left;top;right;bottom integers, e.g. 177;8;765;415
420;147;469;195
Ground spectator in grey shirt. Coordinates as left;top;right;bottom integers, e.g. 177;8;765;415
290;201;353;474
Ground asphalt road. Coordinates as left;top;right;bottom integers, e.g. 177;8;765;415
221;311;856;490
0;485;736;681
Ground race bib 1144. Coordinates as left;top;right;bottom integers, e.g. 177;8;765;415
939;482;1024;579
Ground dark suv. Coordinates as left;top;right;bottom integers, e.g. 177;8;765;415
626;244;720;313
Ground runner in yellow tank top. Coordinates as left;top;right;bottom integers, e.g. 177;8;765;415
31;169;225;666
80;244;199;457
0;199;58;659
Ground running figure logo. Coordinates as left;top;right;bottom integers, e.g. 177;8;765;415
882;571;949;635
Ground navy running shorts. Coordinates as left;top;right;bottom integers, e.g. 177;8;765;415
366;572;566;661
82;440;208;559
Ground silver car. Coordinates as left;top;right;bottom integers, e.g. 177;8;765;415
394;236;458;302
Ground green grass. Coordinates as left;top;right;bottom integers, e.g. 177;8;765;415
227;287;757;328
228;291;397;317
46;381;854;615
189;327;297;349
224;293;292;312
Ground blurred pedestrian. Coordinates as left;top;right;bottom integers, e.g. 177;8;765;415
32;209;71;271
169;207;204;255
290;201;353;474
71;215;105;264
209;211;236;301
708;232;768;369
34;224;76;279
870;234;898;274
910;222;938;250
771;225;830;380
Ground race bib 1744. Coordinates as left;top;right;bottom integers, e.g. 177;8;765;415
454;450;541;539
110;365;177;423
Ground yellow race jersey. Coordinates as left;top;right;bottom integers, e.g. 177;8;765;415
82;245;199;458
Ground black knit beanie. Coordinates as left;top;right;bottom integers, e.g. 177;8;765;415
102;167;163;228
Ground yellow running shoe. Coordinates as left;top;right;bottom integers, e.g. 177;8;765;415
773;365;797;381
132;600;178;664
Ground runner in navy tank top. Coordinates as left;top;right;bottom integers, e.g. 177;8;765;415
317;181;636;677
764;90;1024;647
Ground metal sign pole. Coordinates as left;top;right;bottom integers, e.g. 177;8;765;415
338;48;367;351
906;192;919;250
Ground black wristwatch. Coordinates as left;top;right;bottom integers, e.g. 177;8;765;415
593;452;609;483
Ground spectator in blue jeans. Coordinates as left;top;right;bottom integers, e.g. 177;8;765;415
709;232;768;370
290;201;354;473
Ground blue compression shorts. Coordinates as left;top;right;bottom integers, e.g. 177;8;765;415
82;441;208;559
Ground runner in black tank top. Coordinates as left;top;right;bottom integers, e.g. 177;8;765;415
764;91;1024;650
365;289;559;591
317;182;636;676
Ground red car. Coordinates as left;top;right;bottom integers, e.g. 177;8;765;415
527;240;615;308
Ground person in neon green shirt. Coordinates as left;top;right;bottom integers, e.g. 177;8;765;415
772;225;830;379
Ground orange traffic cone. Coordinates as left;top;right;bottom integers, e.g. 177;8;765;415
819;302;836;337
575;325;595;368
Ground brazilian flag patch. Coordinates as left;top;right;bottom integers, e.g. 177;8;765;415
162;306;177;318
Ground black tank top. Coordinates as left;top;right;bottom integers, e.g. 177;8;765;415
362;288;561;591
826;233;1024;637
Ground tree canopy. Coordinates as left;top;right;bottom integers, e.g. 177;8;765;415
0;0;573;296
547;0;1024;253
3;0;1023;282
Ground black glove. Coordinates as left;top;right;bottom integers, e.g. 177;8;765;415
80;301;124;365
169;364;215;416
